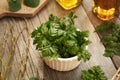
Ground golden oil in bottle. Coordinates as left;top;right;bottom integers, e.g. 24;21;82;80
93;0;116;20
56;0;82;10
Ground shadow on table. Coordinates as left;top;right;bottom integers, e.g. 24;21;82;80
44;62;83;80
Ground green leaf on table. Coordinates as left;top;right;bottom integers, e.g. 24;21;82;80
24;0;40;8
29;77;39;80
8;0;21;12
95;21;115;32
95;21;120;57
81;66;107;80
23;77;39;80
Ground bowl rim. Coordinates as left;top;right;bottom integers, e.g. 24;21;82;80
57;56;78;61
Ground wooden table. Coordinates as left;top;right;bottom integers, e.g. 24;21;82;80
0;0;120;80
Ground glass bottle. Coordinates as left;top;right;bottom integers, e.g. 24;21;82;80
56;0;82;10
92;0;117;20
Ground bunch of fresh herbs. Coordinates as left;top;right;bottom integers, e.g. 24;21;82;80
32;12;91;61
95;22;120;57
81;66;107;80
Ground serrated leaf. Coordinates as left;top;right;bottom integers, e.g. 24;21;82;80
31;12;91;61
95;22;120;57
81;66;107;80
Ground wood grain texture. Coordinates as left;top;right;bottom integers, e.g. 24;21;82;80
112;67;120;80
0;0;48;18
0;0;119;80
0;18;43;80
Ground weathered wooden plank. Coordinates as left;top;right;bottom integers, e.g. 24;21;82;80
0;17;44;80
112;67;120;80
0;20;18;80
11;18;43;79
4;19;31;79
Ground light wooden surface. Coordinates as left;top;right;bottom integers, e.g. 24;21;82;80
112;67;120;80
0;0;48;18
0;0;120;80
0;18;43;80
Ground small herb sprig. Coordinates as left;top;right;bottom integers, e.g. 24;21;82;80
32;12;91;61
95;22;120;57
81;66;107;80
24;77;39;80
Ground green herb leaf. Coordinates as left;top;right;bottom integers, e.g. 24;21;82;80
81;66;107;80
8;0;21;12
29;77;39;80
95;22;120;57
24;0;40;8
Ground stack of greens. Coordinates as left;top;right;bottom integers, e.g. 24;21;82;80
81;66;107;80
32;12;91;61
95;22;120;57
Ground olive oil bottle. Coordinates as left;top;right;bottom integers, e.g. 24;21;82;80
56;0;82;10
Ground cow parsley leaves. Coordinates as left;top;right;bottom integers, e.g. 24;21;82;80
95;22;120;57
32;12;91;61
81;66;107;80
